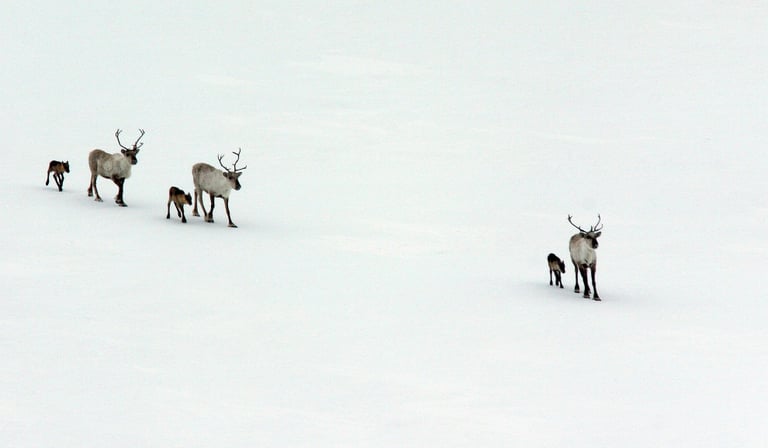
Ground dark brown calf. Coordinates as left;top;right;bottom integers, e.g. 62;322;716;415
46;160;70;192
166;186;193;223
547;253;566;288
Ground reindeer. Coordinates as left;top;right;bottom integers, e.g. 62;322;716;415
547;253;566;288
166;186;193;223
87;129;145;206
568;215;603;300
191;148;247;228
45;160;70;192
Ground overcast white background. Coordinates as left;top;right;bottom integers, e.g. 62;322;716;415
2;1;767;447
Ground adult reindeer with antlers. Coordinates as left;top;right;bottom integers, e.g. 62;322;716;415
191;148;247;228
87;129;145;206
567;214;603;301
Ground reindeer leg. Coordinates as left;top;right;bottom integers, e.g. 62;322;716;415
549;269;554;286
579;265;591;299
557;271;563;288
206;193;216;223
166;200;172;219
223;197;237;228
175;203;183;218
180;205;187;223
56;173;63;191
46;170;51;186
203;193;213;223
590;264;600;301
192;189;200;217
572;260;580;293
113;177;126;206
90;174;103;201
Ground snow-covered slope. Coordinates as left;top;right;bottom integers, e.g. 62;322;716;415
2;2;767;447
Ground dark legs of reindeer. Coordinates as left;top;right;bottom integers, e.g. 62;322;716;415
223;197;236;228
55;173;64;191
549;270;563;288
578;265;591;299
191;191;235;227
576;263;600;300
177;203;187;223
206;193;216;223
112;177;126;206
167;202;187;223
591;265;600;301
47;172;64;191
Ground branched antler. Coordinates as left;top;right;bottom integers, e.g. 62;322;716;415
591;214;603;232
133;129;145;149
218;148;247;173
567;215;587;233
569;214;603;233
115;129;129;150
115;128;145;150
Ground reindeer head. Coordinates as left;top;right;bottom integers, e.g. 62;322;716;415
218;148;247;191
63;161;70;173
568;214;603;248
115;129;145;165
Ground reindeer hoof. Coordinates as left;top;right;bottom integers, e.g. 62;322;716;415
228;223;238;228
593;297;602;301
95;197;103;202
192;211;200;217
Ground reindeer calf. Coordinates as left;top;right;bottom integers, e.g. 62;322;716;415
166;186;193;223
45;160;70;192
547;253;566;288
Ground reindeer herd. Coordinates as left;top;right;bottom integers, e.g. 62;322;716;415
547;214;604;301
46;129;609;298
46;128;248;228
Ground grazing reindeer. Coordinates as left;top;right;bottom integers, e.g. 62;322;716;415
191;148;247;228
87;129;145;206
568;214;603;301
547;253;566;288
166;186;193;223
45;160;70;192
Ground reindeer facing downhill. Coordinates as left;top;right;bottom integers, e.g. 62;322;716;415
88;129;145;206
45;160;70;192
191;148;247;228
568;214;603;301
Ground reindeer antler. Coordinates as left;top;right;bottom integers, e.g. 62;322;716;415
231;148;247;172
115;129;130;150
568;214;588;233
133;129;145;149
591;214;603;232
115;129;145;150
218;148;247;173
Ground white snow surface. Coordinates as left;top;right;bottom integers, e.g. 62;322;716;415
2;2;767;447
